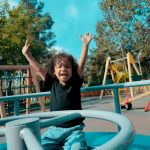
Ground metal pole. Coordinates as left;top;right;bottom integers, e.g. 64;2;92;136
20;128;43;150
5;118;41;150
14;98;19;116
1;110;135;150
113;88;121;114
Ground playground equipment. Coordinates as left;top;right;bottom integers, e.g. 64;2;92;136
100;52;150;109
0;65;46;118
0;110;135;150
144;100;150;112
1;79;150;149
1;79;150;118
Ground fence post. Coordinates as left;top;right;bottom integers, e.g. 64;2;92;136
0;80;6;118
14;98;20;116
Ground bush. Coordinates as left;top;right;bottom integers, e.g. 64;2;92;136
132;75;142;81
88;81;100;87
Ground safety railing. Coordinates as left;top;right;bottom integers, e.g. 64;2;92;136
1;79;150;116
0;110;135;150
1;80;150;149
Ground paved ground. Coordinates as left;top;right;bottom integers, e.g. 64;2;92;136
82;94;150;136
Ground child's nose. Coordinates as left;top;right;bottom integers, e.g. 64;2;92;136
61;66;66;70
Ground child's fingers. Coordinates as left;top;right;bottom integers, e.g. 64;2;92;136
27;43;30;48
85;32;88;36
25;40;30;46
25;40;28;45
80;32;94;42
88;33;94;39
80;35;83;39
91;34;94;38
85;32;93;38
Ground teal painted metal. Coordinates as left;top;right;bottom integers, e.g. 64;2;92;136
113;89;121;114
0;128;6;136
1;80;150;101
40;113;82;128
5;118;41;150
20;128;43;150
1;80;150;116
0;110;135;150
0;92;51;102
85;132;150;149
13;99;19;115
81;80;150;92
112;89;121;130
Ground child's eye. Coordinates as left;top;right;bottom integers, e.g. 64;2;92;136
55;64;61;68
55;63;71;68
65;65;71;68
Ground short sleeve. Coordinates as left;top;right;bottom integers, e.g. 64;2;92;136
40;73;54;92
72;72;84;87
80;76;84;85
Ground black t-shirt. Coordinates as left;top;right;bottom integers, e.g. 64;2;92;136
42;72;84;127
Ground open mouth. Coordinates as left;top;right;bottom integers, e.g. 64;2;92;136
60;74;68;77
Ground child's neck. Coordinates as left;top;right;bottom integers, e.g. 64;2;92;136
59;80;70;86
59;81;67;86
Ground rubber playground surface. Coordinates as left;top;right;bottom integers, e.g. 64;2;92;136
0;94;150;149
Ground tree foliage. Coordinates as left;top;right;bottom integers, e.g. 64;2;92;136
86;0;150;84
0;0;55;65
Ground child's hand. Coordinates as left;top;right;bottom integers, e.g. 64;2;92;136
80;32;94;45
22;40;30;56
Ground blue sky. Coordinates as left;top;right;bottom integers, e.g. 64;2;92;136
6;0;103;61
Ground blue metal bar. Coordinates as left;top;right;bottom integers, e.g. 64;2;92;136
1;110;135;150
113;88;121;114
0;92;51;102
0;112;82;126
14;99;19;116
0;80;150;102
81;80;150;92
40;113;82;128
1;80;150;117
20;128;43;150
0;128;6;136
1;80;150;102
5;118;41;150
112;88;121;131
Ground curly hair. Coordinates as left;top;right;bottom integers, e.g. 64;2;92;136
47;52;78;77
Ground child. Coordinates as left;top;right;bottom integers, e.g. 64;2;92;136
22;32;93;150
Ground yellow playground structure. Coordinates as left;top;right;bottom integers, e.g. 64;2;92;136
100;52;150;110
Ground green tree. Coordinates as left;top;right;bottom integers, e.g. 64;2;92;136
0;0;55;65
86;0;150;84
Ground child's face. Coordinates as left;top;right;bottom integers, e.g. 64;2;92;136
54;58;72;85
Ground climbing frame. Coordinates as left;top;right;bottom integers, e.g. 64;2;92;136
0;65;46;118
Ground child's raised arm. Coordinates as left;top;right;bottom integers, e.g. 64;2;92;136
78;32;93;77
22;40;46;80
